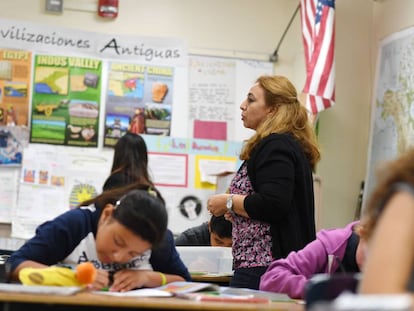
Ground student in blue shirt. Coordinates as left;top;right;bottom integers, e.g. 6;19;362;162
8;187;191;292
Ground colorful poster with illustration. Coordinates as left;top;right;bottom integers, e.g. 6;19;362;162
30;54;102;147
104;62;173;146
0;49;32;127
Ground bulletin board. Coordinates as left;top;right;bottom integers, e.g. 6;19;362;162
0;18;273;239
12;136;243;239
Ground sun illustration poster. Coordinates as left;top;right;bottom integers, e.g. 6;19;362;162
69;183;98;209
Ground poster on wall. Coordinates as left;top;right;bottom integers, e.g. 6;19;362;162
144;135;242;234
12;144;112;239
188;56;236;141
30;54;102;147
188;55;274;142
12;136;242;238
0;167;19;222
0;49;32;127
145;66;174;136
104;62;174;146
0;18;188;140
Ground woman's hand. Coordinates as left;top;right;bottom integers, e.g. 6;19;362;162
207;194;228;217
209;193;249;218
224;211;234;222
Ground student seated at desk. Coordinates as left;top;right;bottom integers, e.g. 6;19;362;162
259;221;365;299
175;215;232;247
7;186;191;292
358;148;414;294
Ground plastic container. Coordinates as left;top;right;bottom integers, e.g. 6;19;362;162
176;246;233;274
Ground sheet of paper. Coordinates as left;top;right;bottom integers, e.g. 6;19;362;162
92;282;219;297
0;168;19;222
92;288;172;297
148;152;188;187
221;287;292;302
198;158;236;184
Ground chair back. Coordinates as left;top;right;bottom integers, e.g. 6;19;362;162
305;273;361;310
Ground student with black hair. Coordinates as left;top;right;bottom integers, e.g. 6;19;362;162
7;187;191;292
103;132;153;191
175;215;232;247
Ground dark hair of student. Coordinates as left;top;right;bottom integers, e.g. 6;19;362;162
79;186;167;246
210;215;232;238
109;132;153;187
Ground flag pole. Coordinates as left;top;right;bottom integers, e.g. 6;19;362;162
269;3;301;63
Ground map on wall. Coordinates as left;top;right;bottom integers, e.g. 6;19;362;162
364;26;414;206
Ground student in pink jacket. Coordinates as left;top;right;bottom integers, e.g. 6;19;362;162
259;221;365;299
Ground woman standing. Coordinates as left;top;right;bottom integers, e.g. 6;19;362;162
207;75;320;289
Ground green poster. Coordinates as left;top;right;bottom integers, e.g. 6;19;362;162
30;55;102;147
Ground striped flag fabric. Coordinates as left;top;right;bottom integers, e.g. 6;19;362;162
300;0;336;115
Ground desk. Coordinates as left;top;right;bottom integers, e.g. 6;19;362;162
0;291;304;311
191;273;232;286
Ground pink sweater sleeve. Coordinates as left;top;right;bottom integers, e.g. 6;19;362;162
259;239;329;299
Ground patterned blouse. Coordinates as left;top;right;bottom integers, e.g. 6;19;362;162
229;162;273;269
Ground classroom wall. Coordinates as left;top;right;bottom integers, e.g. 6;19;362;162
372;0;414;69
317;0;373;227
0;0;391;231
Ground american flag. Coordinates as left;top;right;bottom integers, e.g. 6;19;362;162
300;0;335;115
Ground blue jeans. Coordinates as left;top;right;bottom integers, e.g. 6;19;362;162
229;266;268;290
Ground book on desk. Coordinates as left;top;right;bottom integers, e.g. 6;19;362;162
94;281;292;303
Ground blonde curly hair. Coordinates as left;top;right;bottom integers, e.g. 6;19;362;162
240;75;320;171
